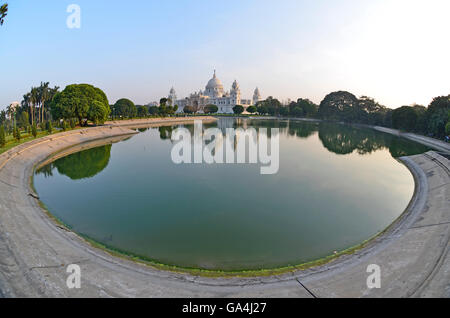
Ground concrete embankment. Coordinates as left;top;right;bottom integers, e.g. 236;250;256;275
0;117;448;297
373;126;450;154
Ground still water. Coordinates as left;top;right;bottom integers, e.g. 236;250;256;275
34;119;430;270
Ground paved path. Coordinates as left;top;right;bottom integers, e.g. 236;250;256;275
373;126;450;154
0;118;448;297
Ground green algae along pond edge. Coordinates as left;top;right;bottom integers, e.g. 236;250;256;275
28;129;421;278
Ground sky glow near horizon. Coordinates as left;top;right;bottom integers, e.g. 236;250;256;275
0;0;449;109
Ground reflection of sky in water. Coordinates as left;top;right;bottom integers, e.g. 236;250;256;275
33;119;428;270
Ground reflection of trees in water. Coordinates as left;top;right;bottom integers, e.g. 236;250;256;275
318;124;384;155
287;121;318;139
36;164;53;177
318;123;430;157
386;137;430;158
150;119;430;158
158;126;175;140
36;144;112;180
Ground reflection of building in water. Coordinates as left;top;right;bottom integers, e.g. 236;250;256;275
170;71;262;114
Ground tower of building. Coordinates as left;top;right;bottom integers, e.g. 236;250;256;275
253;87;261;105
230;80;241;105
168;87;177;106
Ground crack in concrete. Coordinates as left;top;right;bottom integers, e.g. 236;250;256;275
296;278;317;298
410;221;450;230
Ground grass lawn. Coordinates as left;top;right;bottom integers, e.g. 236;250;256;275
0;130;50;155
0;127;80;155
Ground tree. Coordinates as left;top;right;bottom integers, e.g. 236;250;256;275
297;98;318;118
0;110;6;126
392;106;418;131
204;104;218;114
18;111;29;128
256;103;268;115
0;126;5;147
279;106;290;116
426;95;450;138
183;106;195;114
318;91;359;121
114;98;137;118
149;106;159;116
137;105;148;118
51;84;110;125
0;3;7;26
88;101;108;125
247;106;257;114
233;105;244;115
412;105;427;133
264;97;282;116
158;98;178;116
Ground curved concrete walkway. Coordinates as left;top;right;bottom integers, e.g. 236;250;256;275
0;118;448;297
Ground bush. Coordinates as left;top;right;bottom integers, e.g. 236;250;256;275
15;127;21;141
232;105;244;115
32;123;37;138
61;120;67;131
70;118;76;129
183;106;195;114
204;104;218;114
0;126;5;147
247;106;257;114
46;121;53;134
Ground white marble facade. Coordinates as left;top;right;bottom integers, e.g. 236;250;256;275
170;71;261;114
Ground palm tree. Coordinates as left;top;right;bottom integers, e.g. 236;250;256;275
22;92;33;125
30;87;39;123
0;3;7;26
40;82;50;123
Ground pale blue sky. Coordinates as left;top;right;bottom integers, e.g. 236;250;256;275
1;0;449;109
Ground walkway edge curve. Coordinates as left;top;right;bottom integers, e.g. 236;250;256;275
0;118;448;297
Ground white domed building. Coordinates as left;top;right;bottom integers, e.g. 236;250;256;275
172;71;261;114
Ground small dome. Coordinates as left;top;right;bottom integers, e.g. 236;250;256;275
231;80;240;91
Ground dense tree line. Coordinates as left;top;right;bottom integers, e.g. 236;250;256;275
252;91;449;140
252;97;318;118
2;80;449;151
316;91;450;139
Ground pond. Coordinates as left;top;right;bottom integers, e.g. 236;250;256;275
34;118;431;271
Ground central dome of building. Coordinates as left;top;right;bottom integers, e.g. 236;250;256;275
205;70;225;98
205;70;224;90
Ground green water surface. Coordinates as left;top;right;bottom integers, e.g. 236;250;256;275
34;119;430;270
